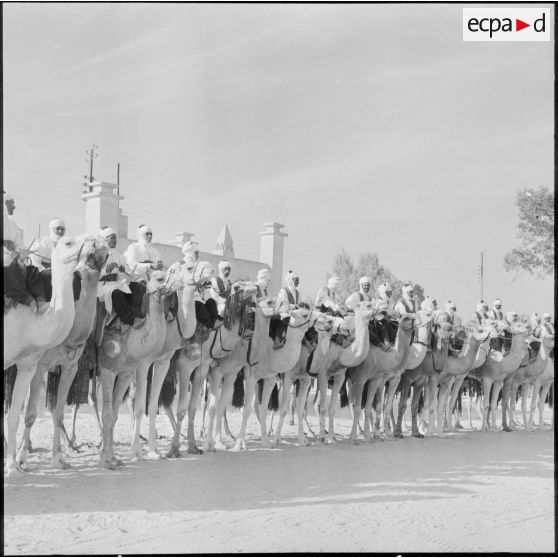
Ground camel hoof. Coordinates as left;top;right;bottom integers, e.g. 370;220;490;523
412;433;424;439
326;437;336;445
297;438;311;447
232;440;246;452
187;445;203;455
6;461;26;476
111;456;124;467
214;440;229;451
16;449;28;466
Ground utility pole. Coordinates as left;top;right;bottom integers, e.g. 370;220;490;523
116;162;120;196
479;251;484;301
84;145;99;186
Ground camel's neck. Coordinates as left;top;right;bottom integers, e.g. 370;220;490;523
66;268;101;343
451;334;482;373
179;284;197;339
340;314;369;366
473;336;492;368
267;321;306;372
392;326;412;369
500;332;529;371
50;265;76;313
309;331;333;373
252;307;271;362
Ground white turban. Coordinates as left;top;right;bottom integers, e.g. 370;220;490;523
49;218;65;230
99;226;116;239
360;276;371;285
543;312;551;319
506;311;518;322
378;283;391;296
257;268;271;281
445;300;456;312
3;191;14;202
218;260;231;272
476;302;485;312
402;283;413;295
531;313;541;324
182;240;199;266
421;296;433;311
137;224;152;235
328;276;341;289
285;270;298;283
494;299;502;306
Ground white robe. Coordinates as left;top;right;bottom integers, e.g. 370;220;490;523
125;241;162;278
30;235;58;271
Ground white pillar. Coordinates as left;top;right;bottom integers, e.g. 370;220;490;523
258;222;287;295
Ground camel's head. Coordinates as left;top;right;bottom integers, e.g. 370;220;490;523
51;235;90;270
433;312;453;341
184;260;214;288
289;307;312;329
416;308;434;326
398;315;414;332
146;269;170;294
231;281;258;300
313;312;336;333
510;321;530;336
76;234;110;272
354;301;376;322
478;319;500;340
256;297;275;318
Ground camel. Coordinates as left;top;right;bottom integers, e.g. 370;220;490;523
4;234;99;475
394;314;453;438
273;312;336;446
434;321;499;436
382;310;433;435
506;329;554;431
15;240;109;469
233;303;315;450
166;281;258;457
129;263;212;460
445;321;500;431
478;321;531;432
96;269;177;469
314;302;375;444
203;297;276;451
347;315;414;443
527;355;554;430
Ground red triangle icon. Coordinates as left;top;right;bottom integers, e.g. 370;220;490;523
516;19;530;31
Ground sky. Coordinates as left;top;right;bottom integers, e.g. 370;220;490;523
3;3;554;316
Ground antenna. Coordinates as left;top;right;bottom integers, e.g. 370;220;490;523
83;144;99;186
117;162;120;195
479;251;484;301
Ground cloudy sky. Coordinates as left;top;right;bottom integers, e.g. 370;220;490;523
3;3;554;315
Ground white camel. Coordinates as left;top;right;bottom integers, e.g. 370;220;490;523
4;234;98;475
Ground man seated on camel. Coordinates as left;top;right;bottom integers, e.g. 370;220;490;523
474;300;489;325
345;276;372;310
315;276;345;317
212;260;233;316
180;240;222;330
394;283;417;345
542;312;554;336
271;270;301;350
3;191;37;311
96;226;142;328
371;282;397;347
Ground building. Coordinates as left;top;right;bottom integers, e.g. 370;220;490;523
81;180;287;292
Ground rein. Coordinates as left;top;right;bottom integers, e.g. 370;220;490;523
210;327;234;360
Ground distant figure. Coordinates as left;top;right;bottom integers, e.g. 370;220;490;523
489;298;504;321
125;224;163;279
394;283;417;344
30;218;66;271
255;268;271;300
345;276;372;310
272;270;301;349
212;260;233;314
315;276;344;317
445;300;457;325
474;301;489;325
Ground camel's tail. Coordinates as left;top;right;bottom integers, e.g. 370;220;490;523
46;366;62;411
340;375;349;408
145;364;155;415
159;362;177;410
67;341;95;406
269;382;279;411
232;369;245;408
4;365;18;411
417;388;425;415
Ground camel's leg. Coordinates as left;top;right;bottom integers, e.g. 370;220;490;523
258;376;275;448
490;380;503;432
51;354;84;469
424;376;437;436
185;365;204;454
109;369;135;465
349;377;365;443
519;382;530;428
295;376;312;446
274;373;294;446
527;381;540;430
288;383;297;426
448;376;465;432
508;379;520;430
98;367;117;468
501;377;513;432
317;373;328;442
5;359;38;475
363;378;382;442
146;358;171;458
436;379;452;437
69;403;80;446
16;365;45;465
215;372;236;448
167;354;192;458
203;368;222;452
410;384;424;438
327;373;344;444
130;361;150;460
384;373;402;436
234;371;255;451
395;375;411;438
481;377;493;432
539;383;552;428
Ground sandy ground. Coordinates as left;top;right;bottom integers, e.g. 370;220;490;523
3;392;555;555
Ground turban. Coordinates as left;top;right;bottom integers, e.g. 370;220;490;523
257;269;271;281
543;312;551;319
476;302;485;312
99;226;116;239
445;300;456;311
328;276;341;289
531;313;541;323
285;270;299;282
494;299;502;306
359;276;371;285
218;260;231;272
421;296;433;310
378;282;391;296
3;191;14;202
49;218;65;230
506;311;517;322
137;224;152;236
182;240;199;256
402;283;413;295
